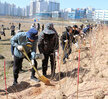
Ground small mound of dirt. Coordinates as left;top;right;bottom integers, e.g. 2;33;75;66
94;68;100;75
26;87;42;96
83;64;88;67
71;67;89;78
55;72;66;81
94;90;105;99
106;61;108;65
74;57;78;60
85;47;90;51
55;67;89;81
7;81;30;93
79;76;84;83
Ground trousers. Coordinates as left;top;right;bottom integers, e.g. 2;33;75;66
42;53;56;75
13;53;37;82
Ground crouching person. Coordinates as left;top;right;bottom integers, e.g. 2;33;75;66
38;23;59;78
60;26;73;64
10;28;39;85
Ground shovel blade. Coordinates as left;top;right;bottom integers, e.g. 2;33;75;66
38;76;50;85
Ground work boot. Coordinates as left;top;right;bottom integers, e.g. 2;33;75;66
42;67;47;76
31;76;40;82
13;79;18;86
63;60;66;64
51;69;55;79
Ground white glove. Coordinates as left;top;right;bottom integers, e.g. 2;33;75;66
75;42;79;48
31;59;35;66
17;45;23;51
55;51;58;56
64;40;68;43
12;55;14;59
74;35;79;38
36;54;44;60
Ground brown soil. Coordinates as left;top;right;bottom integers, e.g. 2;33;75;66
0;18;108;99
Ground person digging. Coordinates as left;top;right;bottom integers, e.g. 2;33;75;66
11;28;40;85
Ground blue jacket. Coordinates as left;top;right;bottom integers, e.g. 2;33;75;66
83;27;89;33
10;32;37;59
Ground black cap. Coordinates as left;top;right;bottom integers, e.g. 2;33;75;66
73;25;78;28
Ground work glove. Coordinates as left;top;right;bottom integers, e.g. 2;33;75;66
12;55;14;59
36;54;44;60
31;59;35;66
74;35;79;38
17;45;23;51
64;40;68;43
75;42;79;49
55;50;58;56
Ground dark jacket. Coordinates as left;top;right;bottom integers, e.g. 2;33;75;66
72;30;80;43
72;30;80;35
38;31;59;54
60;31;73;47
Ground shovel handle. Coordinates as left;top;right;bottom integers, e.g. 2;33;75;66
22;47;41;77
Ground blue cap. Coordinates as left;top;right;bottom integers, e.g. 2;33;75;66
26;28;38;40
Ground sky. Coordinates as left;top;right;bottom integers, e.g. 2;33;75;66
1;0;108;10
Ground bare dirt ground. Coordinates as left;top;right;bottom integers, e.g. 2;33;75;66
0;18;108;99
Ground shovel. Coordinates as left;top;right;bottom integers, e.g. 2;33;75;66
22;47;50;85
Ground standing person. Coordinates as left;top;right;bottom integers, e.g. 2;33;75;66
18;23;21;30
42;24;44;31
37;23;40;31
60;26;73;64
38;23;59;78
31;23;36;29
1;25;6;36
11;28;39;85
10;23;15;36
0;25;6;40
0;33;1;40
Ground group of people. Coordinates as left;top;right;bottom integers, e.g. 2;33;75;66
31;23;44;32
61;24;94;64
0;22;45;41
0;23;17;40
10;21;95;85
10;23;59;85
61;25;80;64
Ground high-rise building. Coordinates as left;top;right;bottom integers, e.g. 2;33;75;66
30;0;36;16
30;0;60;17
10;4;16;16
48;1;60;12
94;10;108;21
0;1;2;15
36;0;48;13
25;5;30;17
75;8;86;19
17;7;22;16
0;1;29;17
86;7;95;20
0;2;5;15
